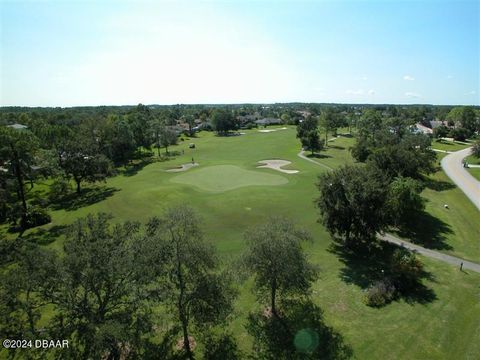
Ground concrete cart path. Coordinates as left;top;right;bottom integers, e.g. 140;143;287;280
381;233;480;273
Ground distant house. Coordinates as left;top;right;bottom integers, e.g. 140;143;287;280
237;114;258;124
430;120;446;129
296;110;311;118
414;123;433;135
7;123;28;130
255;118;282;126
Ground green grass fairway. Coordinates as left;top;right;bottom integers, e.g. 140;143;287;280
3;126;480;359
170;164;288;192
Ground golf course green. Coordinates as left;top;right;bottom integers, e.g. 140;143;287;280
170;165;288;192
5;126;480;359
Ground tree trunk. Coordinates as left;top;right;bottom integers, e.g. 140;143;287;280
175;238;194;360
271;278;277;317
75;179;81;194
325;130;328;148
11;146;28;226
181;315;194;360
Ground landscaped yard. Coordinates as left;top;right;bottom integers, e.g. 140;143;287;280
431;139;473;152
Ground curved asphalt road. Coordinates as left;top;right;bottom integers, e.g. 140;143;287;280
440;147;480;210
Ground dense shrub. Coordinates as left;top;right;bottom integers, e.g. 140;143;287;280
364;279;396;307
449;127;470;141
20;206;51;229
390;248;424;290
48;178;72;201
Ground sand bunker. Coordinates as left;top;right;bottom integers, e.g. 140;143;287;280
258;127;288;133
166;163;199;172
257;160;299;174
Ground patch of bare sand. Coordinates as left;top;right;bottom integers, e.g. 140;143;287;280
166;163;199;172
258;127;288;133
257;159;299;174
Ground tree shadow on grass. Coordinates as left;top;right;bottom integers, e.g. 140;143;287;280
50;186;119;211
329;241;436;305
246;299;353;359
120;158;155;177
20;224;68;245
393;211;453;251
307;153;332;159
423;178;455;192
326;145;346;150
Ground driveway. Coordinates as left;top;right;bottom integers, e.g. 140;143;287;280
440;147;480;210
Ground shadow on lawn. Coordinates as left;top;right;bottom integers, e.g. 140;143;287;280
423;177;455;192
330;241;437;305
393;211;453;251
326;145;346;150
247;299;353;359
307;153;332;159
120;158;155;177
51;186;119;211
21;224;69;245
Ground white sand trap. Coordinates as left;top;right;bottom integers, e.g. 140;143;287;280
166;163;199;172
257;160;299;174
258;127;288;133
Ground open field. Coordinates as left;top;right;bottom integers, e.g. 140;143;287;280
3;127;480;359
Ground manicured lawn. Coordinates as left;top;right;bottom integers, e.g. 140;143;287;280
431;139;472;152
464;154;480;180
418;168;480;262
467;167;480;181
3;126;480;359
465;154;480;165
170;164;288;192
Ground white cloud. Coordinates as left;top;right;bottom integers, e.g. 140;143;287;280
403;75;415;81
465;90;477;95
346;89;364;95
447;75;454;79
368;89;375;95
405;92;421;98
359;75;368;81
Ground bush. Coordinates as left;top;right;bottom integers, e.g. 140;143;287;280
449;127;470;141
48;178;72;201
364;279;396;307
390;248;424;289
20;206;51;229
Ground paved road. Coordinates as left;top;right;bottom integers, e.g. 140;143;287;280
440;147;480;210
381;233;480;273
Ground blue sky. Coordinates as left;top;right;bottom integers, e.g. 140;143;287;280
1;0;478;106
